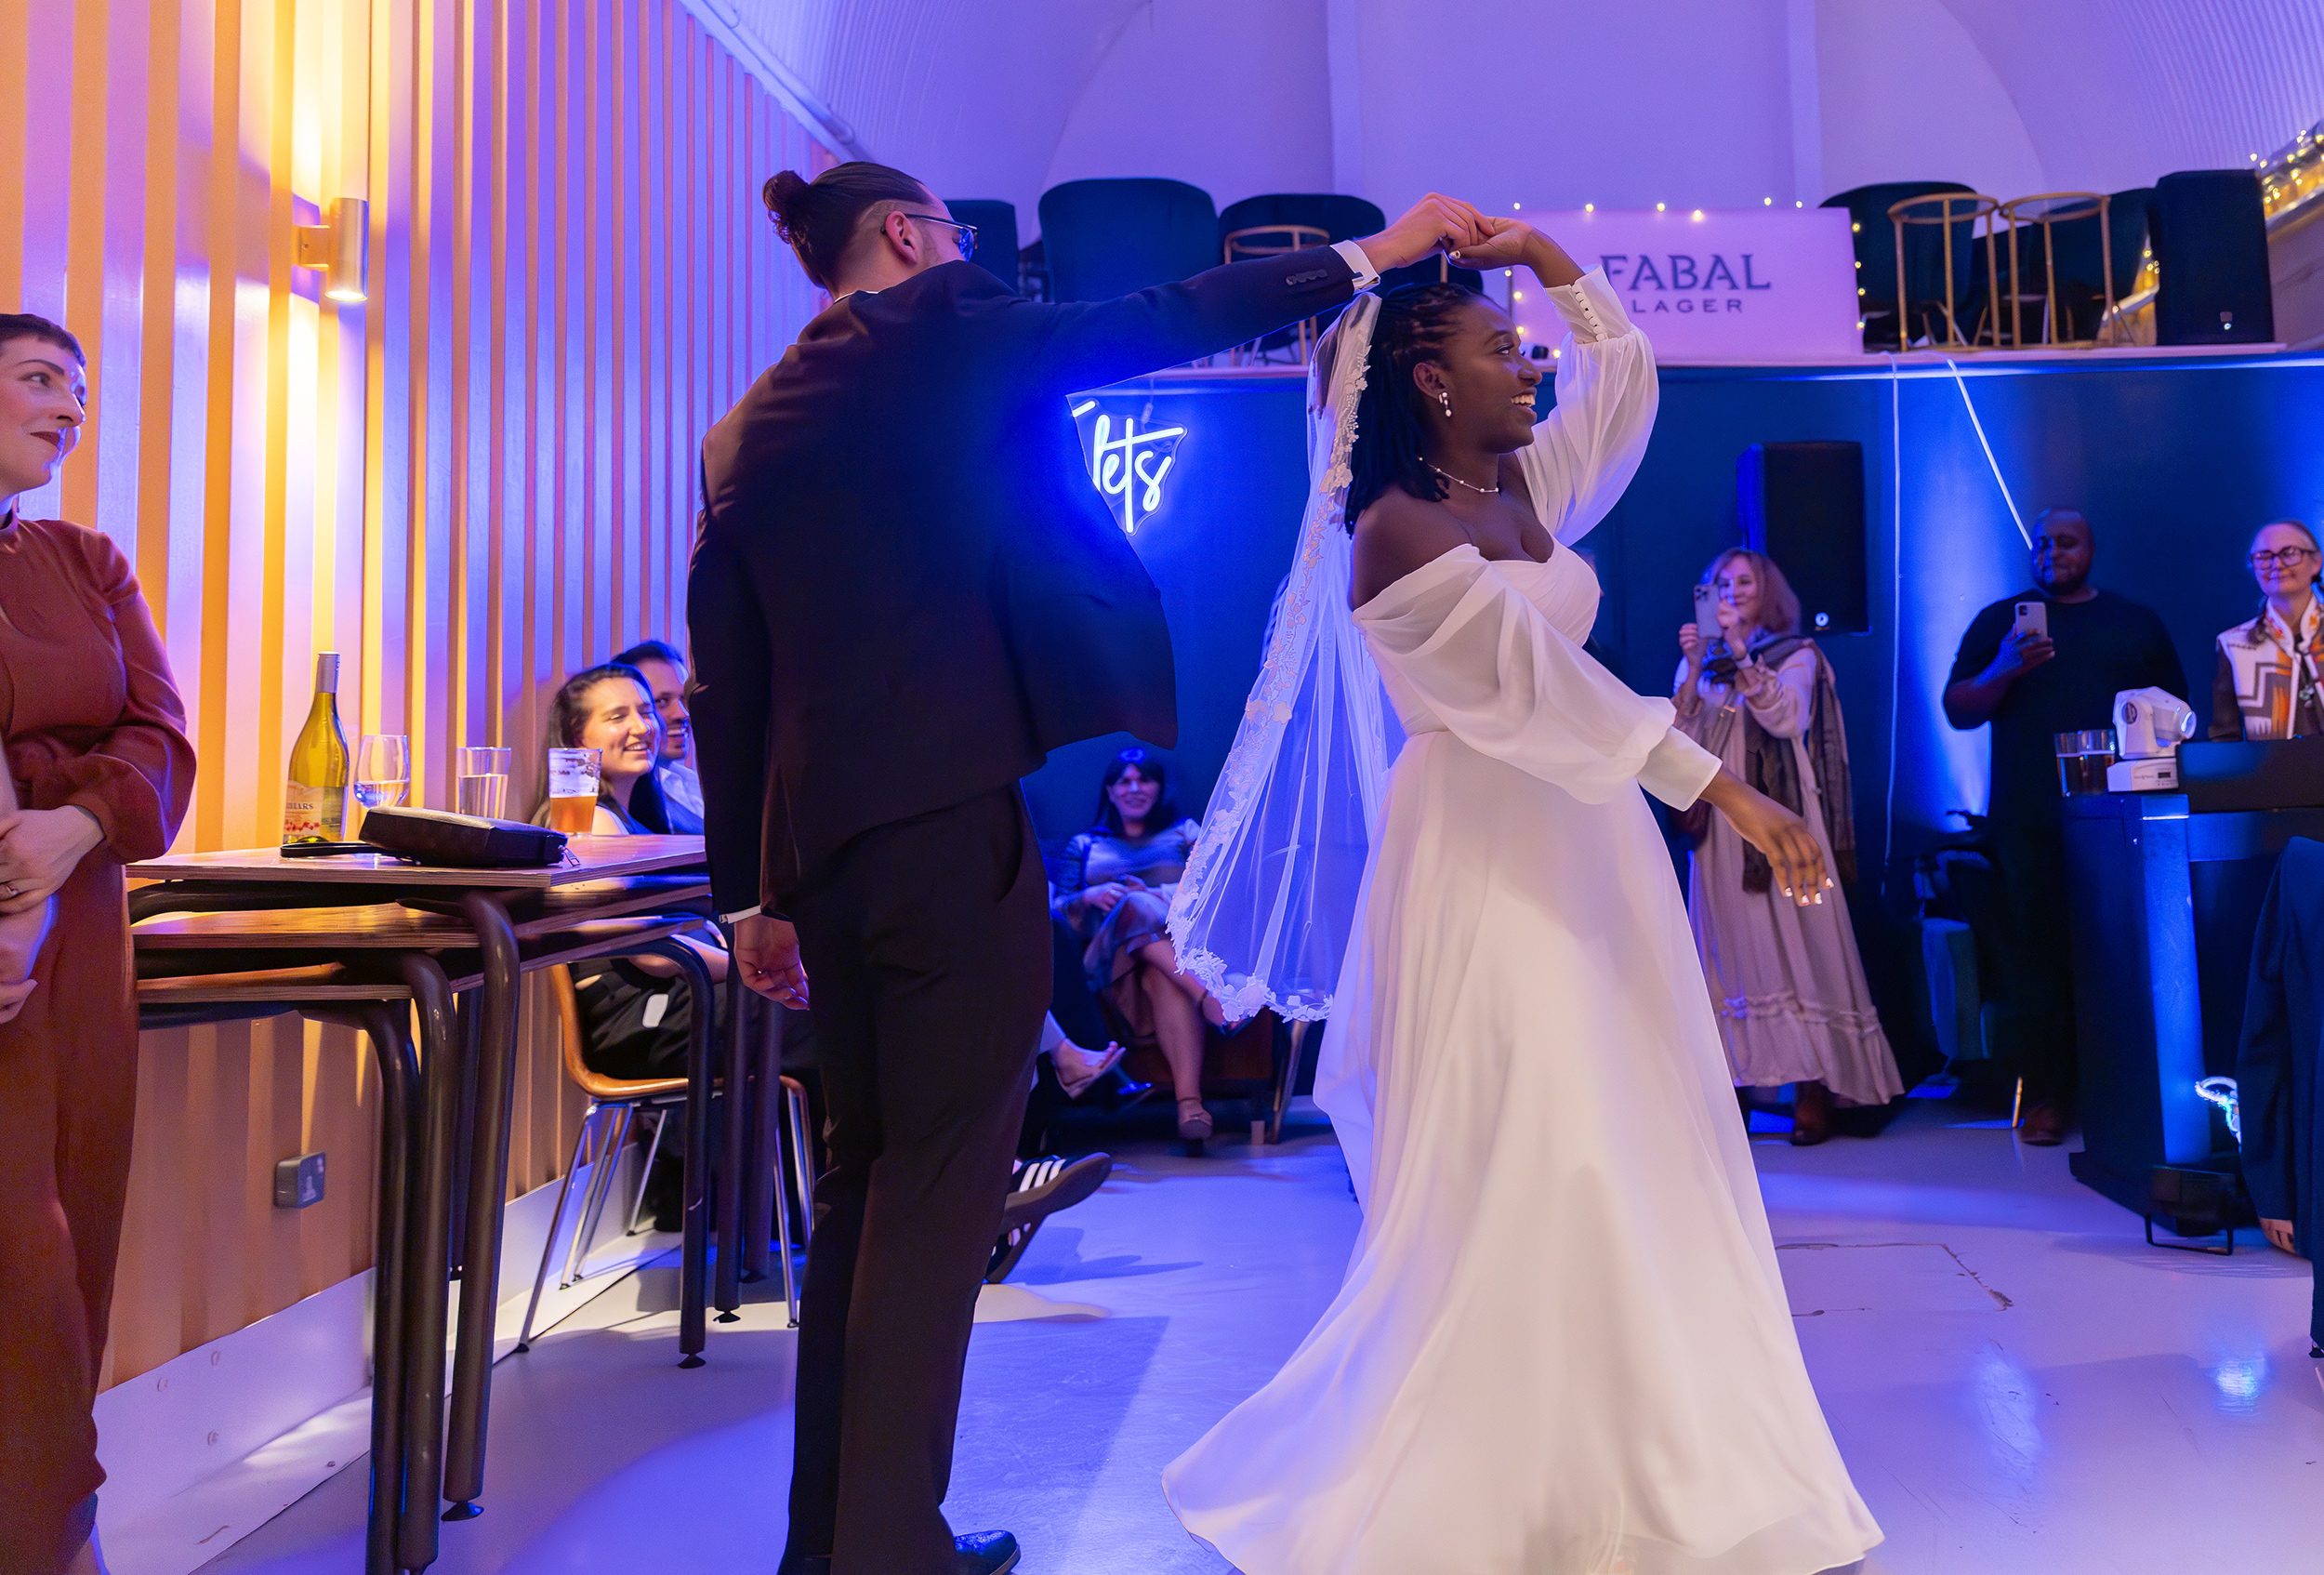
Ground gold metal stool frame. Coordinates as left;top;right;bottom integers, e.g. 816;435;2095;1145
1886;192;2000;352
1224;221;1331;364
1997;191;2118;349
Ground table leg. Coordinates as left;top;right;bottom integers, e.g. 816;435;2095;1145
645;937;718;1365
441;894;522;1518
308;1000;417;1575
445;994;479;1276
366;1004;419;1575
394;957;462;1572
717;966;749;1320
742;993;778;1284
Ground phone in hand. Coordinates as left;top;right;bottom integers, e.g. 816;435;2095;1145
2013;600;2049;642
1693;582;1721;632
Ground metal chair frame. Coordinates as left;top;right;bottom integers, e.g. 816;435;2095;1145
516;962;812;1352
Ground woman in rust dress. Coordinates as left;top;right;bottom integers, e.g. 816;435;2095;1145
0;315;194;1575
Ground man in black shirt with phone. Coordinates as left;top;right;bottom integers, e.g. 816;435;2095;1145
1944;509;2185;1144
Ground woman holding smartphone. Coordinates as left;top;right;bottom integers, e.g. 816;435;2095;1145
1675;549;1899;1143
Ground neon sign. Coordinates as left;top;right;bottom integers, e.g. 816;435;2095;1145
2196;1077;2242;1144
1072;398;1186;536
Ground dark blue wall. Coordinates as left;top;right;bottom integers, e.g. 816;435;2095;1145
1028;353;2324;880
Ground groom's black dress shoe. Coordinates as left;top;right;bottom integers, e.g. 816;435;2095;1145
955;1531;1023;1572
777;1531;1021;1575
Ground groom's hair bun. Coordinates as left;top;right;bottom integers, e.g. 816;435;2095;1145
763;161;930;289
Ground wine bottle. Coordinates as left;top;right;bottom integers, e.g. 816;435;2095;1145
284;653;351;842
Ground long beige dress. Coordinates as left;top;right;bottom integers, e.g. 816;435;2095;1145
1676;645;1899;1105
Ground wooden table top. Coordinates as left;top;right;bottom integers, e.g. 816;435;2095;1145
136;912;711;1004
132;874;711;949
129;834;707;890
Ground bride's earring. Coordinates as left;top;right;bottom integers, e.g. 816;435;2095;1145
1437;390;1453;419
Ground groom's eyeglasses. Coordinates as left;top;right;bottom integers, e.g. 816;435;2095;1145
903;212;978;259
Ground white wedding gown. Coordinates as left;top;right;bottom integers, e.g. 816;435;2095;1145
1164;275;1882;1575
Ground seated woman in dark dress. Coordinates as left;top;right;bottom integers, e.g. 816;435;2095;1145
538;666;727;1229
1053;748;1225;1147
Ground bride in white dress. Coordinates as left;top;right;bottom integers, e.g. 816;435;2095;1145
1165;217;1882;1575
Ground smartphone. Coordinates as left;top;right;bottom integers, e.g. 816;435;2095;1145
2014;600;2049;641
1693;582;1721;630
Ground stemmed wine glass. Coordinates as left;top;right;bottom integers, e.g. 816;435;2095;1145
352;734;412;836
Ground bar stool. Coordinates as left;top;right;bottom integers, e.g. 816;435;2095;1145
1223;220;1330;364
1886;191;2001;351
1998;192;2116;348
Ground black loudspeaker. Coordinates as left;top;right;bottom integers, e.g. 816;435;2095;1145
1736;441;1868;636
2151;170;2275;347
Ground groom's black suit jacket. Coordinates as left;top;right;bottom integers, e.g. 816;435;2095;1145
687;250;1361;912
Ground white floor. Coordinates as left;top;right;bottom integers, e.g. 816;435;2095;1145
195;1096;2324;1575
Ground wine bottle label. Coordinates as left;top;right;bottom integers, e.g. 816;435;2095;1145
284;781;348;842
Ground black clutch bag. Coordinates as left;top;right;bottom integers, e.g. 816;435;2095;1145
358;806;568;868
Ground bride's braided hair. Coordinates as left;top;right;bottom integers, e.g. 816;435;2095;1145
1345;283;1478;528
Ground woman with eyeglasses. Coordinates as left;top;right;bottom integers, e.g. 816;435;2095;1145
2211;520;2323;742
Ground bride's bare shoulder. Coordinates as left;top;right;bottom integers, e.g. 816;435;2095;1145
1351;488;1470;608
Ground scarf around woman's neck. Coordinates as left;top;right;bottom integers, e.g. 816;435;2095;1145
1709;633;1858;895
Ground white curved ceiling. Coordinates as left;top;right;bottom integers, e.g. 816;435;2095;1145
699;0;2324;225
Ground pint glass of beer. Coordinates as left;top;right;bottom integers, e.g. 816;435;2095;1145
546;748;602;833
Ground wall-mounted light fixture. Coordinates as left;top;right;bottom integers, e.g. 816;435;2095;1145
296;198;369;303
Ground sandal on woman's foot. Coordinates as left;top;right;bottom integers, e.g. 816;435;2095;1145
1177;1099;1214;1153
1055;1039;1126;1101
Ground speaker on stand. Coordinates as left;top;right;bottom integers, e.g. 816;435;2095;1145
1736;442;1869;637
2151;169;2275;347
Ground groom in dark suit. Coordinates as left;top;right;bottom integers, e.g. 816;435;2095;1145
687;161;1481;1575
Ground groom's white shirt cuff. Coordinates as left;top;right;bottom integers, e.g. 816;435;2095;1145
724;905;762;921
1332;239;1382;291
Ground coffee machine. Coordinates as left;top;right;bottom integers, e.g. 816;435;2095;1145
2106;687;2197;791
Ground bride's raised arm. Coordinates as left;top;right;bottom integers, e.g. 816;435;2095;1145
1458;222;1658;546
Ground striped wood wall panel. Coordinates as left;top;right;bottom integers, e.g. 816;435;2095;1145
0;0;825;1384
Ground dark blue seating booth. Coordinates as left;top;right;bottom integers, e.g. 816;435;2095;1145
1039;178;1220;302
947;197;1021;290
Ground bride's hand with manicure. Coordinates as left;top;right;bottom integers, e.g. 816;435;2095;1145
1449;217;1586;287
1697;772;1831;907
1358;193;1492;273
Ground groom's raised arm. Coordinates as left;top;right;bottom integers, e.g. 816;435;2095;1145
1017;193;1487;396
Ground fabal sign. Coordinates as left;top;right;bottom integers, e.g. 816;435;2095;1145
1071;397;1187;535
1508;207;1862;364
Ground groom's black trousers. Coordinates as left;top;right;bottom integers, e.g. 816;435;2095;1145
782;787;1050;1575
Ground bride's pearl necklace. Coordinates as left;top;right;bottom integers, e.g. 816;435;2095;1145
1425;459;1499;496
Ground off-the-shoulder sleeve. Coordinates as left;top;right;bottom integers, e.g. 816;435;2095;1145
23;529;195;862
1514;269;1659;547
1357;549;1717;809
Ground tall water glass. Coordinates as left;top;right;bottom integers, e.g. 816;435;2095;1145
351;734;412;836
546;748;602;834
456;746;513;820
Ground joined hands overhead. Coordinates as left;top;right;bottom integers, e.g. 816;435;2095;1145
1356;199;1589;290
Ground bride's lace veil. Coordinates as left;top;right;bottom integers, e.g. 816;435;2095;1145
1168;294;1401;1023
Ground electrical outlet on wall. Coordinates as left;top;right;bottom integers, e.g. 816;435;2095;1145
273;1152;326;1210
